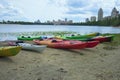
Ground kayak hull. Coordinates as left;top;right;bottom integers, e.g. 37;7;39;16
34;39;87;49
0;46;22;56
18;43;46;52
91;36;114;43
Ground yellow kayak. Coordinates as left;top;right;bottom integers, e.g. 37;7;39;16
85;32;100;36
0;46;22;57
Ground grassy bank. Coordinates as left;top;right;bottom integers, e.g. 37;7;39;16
102;34;120;46
112;34;120;45
101;34;120;50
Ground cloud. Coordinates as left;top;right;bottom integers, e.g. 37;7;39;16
67;0;90;8
65;0;120;21
0;0;28;21
64;1;94;21
67;9;86;14
6;0;68;22
0;4;4;8
0;0;119;22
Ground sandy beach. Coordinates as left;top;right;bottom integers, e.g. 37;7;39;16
0;42;120;80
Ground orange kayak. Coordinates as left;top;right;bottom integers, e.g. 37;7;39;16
33;39;87;49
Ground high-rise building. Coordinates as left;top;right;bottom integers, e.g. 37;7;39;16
65;18;67;22
86;18;89;22
98;8;103;21
90;16;96;22
111;7;119;18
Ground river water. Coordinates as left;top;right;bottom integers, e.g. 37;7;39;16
0;24;120;41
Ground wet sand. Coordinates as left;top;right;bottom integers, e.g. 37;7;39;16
0;43;120;80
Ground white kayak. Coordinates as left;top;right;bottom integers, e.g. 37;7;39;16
18;43;46;52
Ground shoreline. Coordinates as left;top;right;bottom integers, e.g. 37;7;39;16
0;23;120;27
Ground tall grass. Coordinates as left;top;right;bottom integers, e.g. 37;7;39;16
102;33;120;46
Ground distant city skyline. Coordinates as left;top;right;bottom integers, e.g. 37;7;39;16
0;0;120;22
86;7;119;22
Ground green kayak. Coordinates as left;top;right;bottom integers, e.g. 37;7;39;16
17;36;42;41
59;32;100;40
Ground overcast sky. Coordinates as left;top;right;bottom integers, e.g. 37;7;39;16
0;0;120;22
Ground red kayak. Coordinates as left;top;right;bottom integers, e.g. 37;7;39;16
68;40;99;48
91;35;113;43
33;39;87;49
86;41;99;48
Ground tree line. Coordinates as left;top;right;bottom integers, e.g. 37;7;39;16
0;15;120;26
0;20;53;25
75;15;120;27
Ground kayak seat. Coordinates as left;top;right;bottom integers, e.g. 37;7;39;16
51;40;57;43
